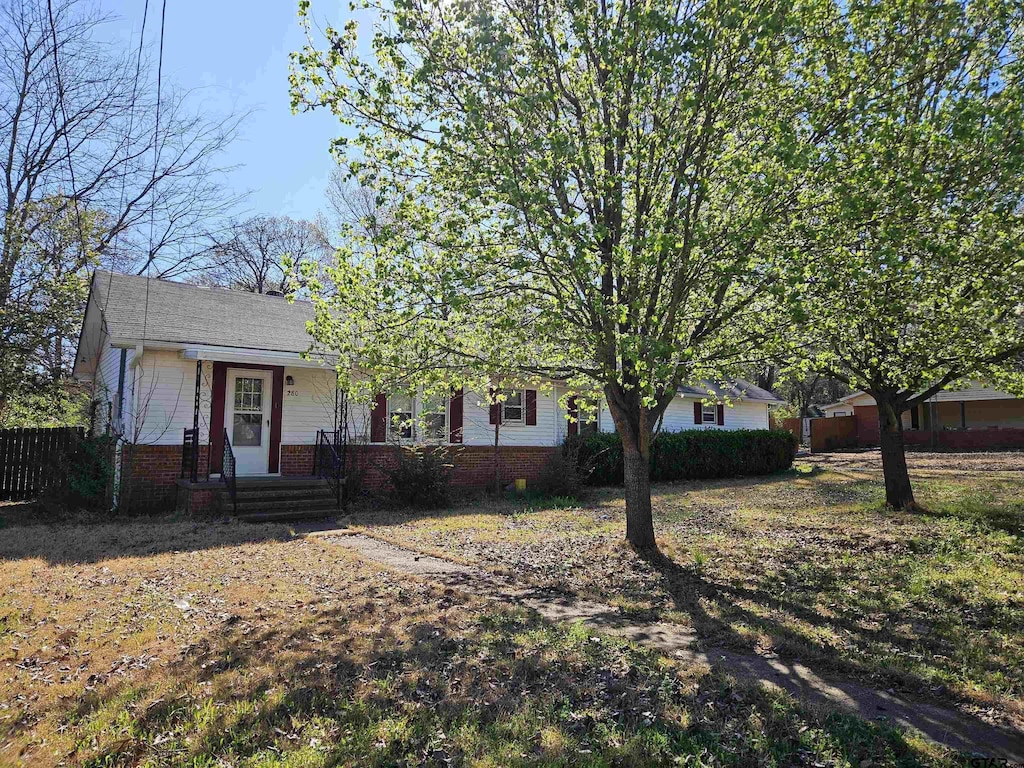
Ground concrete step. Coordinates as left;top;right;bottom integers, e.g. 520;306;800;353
232;496;341;514
237;508;339;523
233;475;328;491
234;486;336;502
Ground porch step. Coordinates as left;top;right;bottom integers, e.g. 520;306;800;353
236;508;341;523
234;476;328;491
233;496;340;514
234;485;335;502
224;476;342;521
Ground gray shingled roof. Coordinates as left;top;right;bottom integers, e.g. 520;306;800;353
91;271;316;353
679;380;786;404
86;272;787;404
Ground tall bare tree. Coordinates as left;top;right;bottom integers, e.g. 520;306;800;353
0;0;244;418
202;215;328;294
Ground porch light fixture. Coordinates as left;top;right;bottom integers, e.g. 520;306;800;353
285;375;295;386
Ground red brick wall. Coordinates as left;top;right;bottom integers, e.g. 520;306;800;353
904;428;1024;450
296;444;557;492
854;405;880;446
130;442;558;512
280;444;315;475
121;444;191;512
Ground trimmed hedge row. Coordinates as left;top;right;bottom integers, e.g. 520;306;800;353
566;429;798;485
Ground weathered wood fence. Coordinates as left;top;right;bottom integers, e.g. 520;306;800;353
0;427;84;501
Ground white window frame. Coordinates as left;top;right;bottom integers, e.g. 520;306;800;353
701;403;717;425
420;393;449;444
502;389;525;424
387;394;415;442
384;393;450;444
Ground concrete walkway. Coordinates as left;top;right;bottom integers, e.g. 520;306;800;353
318;532;1024;761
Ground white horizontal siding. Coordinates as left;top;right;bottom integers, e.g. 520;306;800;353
600;395;770;433
280;367;341;445
93;343;134;436
132;350;199;445
125;355;775;449
461;388;559;447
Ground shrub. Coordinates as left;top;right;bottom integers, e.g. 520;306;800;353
383;445;453;509
37;434;115;515
532;441;589;500
566;428;797;485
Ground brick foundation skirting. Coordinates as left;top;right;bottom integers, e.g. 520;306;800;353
120;443;207;513
903;428;1024;451
127;443;558;512
337;445;557;492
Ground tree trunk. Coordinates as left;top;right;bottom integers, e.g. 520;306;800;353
622;441;656;549
876;397;915;509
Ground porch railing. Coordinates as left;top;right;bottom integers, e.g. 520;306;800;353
221;428;237;514
181;428;199;482
314;429;345;511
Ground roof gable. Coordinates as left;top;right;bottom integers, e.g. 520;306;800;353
87;271;317;354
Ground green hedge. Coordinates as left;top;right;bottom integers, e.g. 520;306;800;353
566;429;798;485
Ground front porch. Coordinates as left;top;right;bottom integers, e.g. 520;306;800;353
174;352;349;518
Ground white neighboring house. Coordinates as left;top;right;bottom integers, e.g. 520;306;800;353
73;271;784;510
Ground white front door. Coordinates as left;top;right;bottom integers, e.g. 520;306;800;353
224;369;272;475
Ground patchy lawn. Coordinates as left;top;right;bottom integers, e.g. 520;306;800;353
348;453;1024;735
0;521;967;767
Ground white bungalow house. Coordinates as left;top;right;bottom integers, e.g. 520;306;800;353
73;271;784;515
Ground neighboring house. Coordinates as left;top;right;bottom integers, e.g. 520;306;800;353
821;386;1024;450
73;271;784;512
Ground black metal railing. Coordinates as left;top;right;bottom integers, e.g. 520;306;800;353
315;429;344;511
221;428;237;514
181;428;199;482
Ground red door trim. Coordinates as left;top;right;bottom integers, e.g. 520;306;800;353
209;362;284;474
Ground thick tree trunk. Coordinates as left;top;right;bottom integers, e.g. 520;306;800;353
876;397;915;509
622;441;656;550
604;384;658;551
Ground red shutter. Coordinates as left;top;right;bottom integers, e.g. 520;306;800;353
210;362;227;473
269;367;284;473
488;387;501;425
526;389;537;425
716;404;725;426
567;396;578;437
449;388;463;443
370;394;387;442
693;402;702;424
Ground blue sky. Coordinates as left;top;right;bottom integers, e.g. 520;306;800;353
101;0;349;222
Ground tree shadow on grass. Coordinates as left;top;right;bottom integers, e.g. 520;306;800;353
64;597;943;768
0;518;297;565
628;547;1024;761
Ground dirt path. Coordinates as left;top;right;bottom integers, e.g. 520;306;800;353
316;531;1024;762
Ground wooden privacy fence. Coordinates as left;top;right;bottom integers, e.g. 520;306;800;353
0;427;85;501
809;416;858;452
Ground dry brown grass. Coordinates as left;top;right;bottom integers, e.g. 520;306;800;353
0;519;959;767
348;458;1024;733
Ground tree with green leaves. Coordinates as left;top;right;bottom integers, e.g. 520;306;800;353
793;0;1024;509
290;0;823;549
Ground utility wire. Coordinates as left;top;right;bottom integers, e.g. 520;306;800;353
45;0;85;261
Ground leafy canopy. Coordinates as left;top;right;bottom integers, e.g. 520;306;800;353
290;0;823;420
793;0;1024;406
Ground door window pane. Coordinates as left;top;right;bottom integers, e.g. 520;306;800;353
233;413;262;446
234;377;264;413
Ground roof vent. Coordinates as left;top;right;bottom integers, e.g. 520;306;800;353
264;290;285;297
